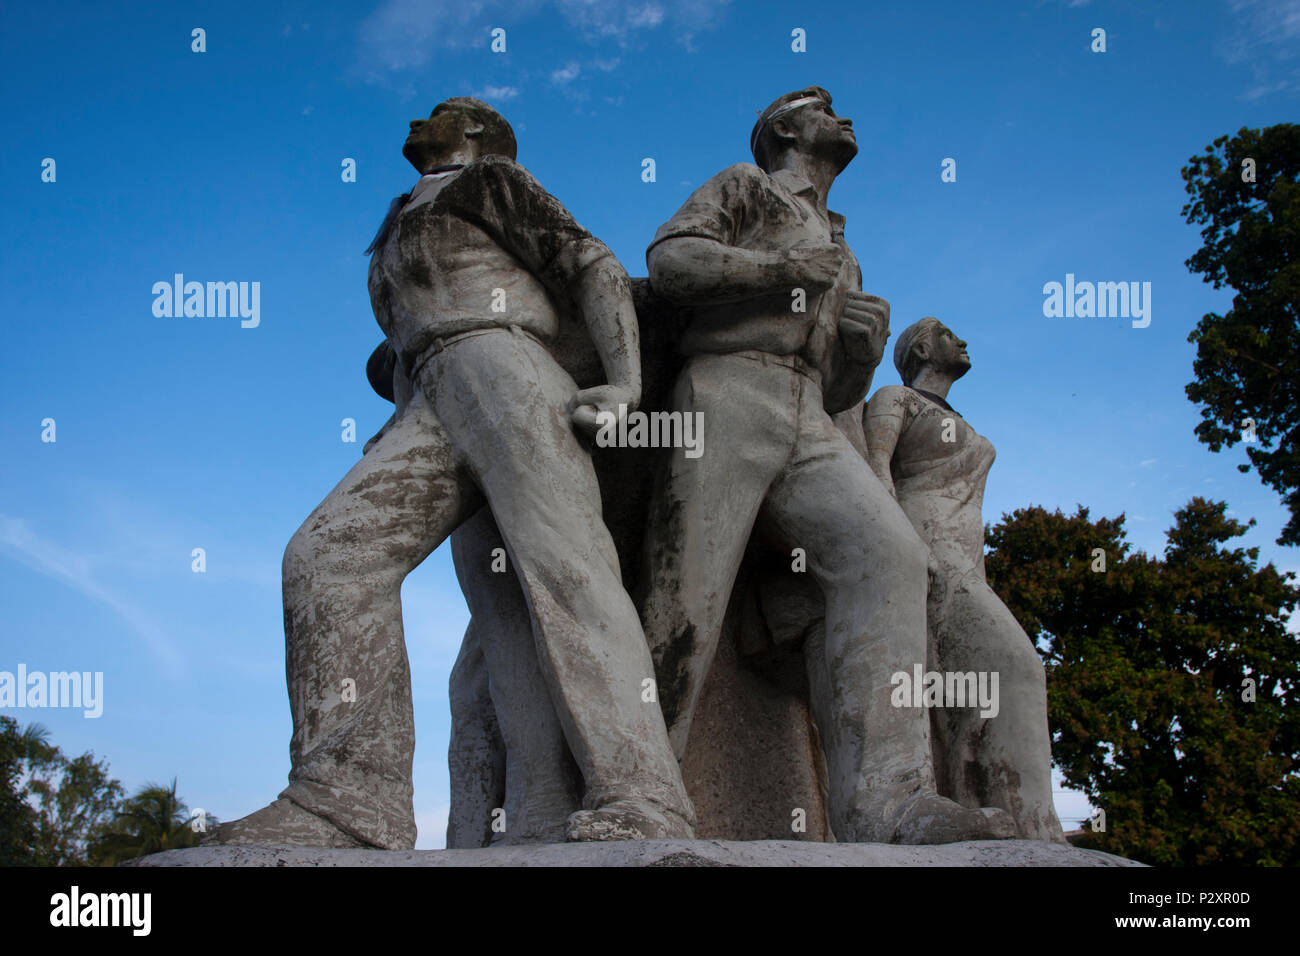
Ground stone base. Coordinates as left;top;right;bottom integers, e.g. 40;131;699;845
125;839;1142;867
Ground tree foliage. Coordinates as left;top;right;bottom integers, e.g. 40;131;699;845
0;720;210;865
985;498;1300;865
1181;124;1300;545
89;778;211;866
0;717;38;865
0;718;124;865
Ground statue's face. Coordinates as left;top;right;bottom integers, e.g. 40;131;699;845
780;98;858;172
928;323;971;376
403;103;474;171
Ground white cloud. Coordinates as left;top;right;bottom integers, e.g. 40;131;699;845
357;0;731;82
473;84;519;101
550;61;581;84
357;0;519;76
556;0;665;39
1220;0;1300;98
0;515;183;672
1225;0;1300;57
1244;79;1293;100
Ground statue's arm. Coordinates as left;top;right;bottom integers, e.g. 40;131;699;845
648;236;795;306
864;387;907;497
647;164;822;307
569;255;641;406
824;292;890;415
361;340;414;454
823;360;874;418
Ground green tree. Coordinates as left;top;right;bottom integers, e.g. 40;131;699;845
17;723;124;866
0;720;124;865
89;778;213;866
985;498;1300;865
0;717;39;864
1181;123;1300;545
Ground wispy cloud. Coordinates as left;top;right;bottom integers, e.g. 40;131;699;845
557;0;665;40
357;0;521;74
356;0;731;83
550;61;581;85
1219;0;1300;98
472;84;520;101
1223;0;1300;59
1243;79;1293;99
0;515;183;672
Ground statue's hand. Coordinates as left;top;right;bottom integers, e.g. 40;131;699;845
571;384;640;439
787;241;845;294
839;291;890;366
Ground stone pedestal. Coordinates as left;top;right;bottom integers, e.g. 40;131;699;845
128;839;1141;867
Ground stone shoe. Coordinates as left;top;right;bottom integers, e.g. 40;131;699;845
202;798;369;849
845;791;1018;845
565;799;696;842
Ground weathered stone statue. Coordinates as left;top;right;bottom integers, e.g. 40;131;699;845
208;92;1068;855
370;353;585;848
863;318;1065;842
210;98;694;849
440;275;846;846
441;276;850;845
637;87;1015;843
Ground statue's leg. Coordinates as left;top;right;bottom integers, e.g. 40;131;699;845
767;398;1015;844
451;508;581;845
424;331;695;839
638;356;788;758
930;577;1065;842
211;388;482;850
445;618;505;849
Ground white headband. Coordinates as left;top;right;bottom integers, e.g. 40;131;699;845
751;96;826;155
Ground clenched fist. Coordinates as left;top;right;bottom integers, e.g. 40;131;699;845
838;291;890;368
571;384;639;438
786;241;846;294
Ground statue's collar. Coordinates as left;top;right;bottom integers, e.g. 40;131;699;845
909;386;959;416
769;168;845;231
770;167;818;199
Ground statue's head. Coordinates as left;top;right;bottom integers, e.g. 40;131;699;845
403;97;517;173
750;86;857;175
893;317;971;386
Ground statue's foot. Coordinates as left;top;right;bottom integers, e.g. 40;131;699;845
1022;811;1070;844
845;791;1018;845
489;809;574;847
202;798;368;849
565;800;695;842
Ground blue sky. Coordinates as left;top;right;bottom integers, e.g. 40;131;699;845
2;0;1297;848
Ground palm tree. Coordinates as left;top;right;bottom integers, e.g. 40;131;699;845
18;722;53;759
90;778;207;865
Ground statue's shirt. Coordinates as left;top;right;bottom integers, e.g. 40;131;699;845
368;154;613;374
647;163;862;371
881;385;996;574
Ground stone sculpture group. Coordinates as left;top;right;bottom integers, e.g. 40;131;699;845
210;87;1064;851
